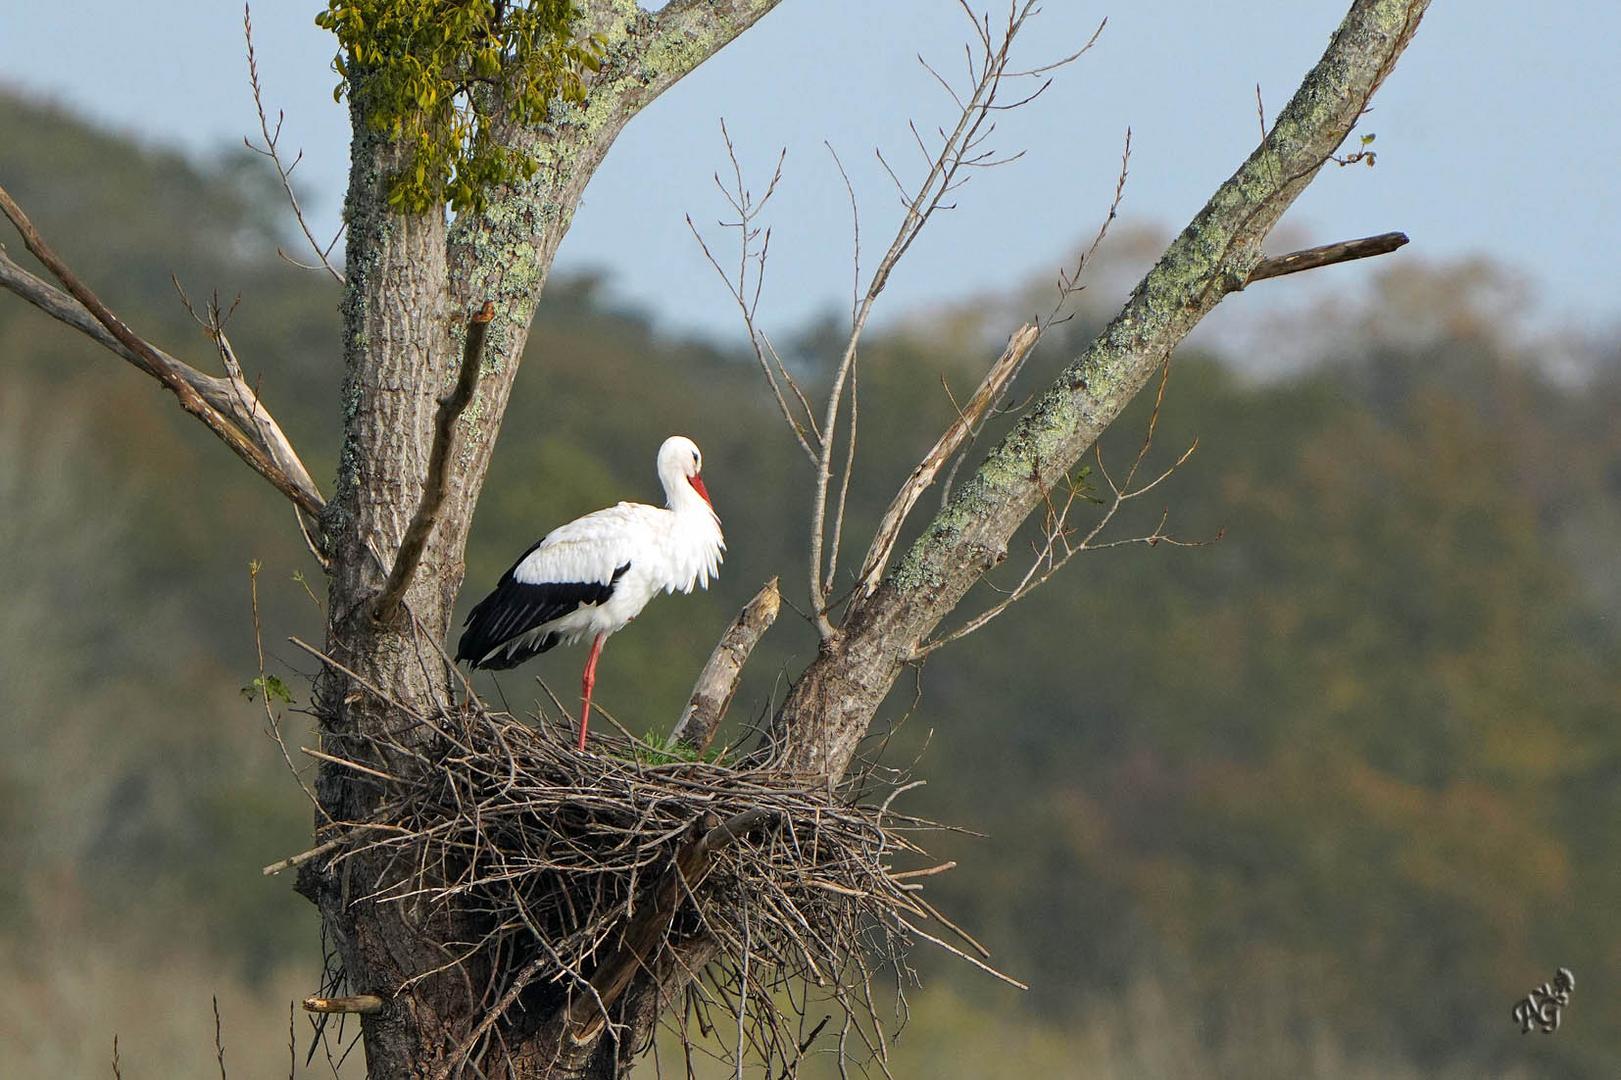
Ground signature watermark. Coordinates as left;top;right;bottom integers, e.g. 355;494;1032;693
1511;967;1574;1034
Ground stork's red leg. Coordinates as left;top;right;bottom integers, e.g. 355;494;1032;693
578;633;606;751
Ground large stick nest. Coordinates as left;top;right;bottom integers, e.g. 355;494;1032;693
304;697;1000;1073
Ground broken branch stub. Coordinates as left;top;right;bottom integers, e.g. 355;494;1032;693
671;577;781;753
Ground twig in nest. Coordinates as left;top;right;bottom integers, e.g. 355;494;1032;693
277;696;999;1076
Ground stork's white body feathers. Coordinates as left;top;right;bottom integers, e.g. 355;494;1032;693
484;498;724;665
456;436;724;748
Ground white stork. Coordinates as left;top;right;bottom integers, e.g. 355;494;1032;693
456;435;725;750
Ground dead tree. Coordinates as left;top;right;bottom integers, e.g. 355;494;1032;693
0;1;1431;1076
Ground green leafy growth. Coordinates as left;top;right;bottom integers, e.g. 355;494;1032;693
242;674;295;705
607;733;730;767
315;0;604;213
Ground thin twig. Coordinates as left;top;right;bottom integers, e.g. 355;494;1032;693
807;1;1085;638
300;746;400;784
244;3;344;283
249;560;326;818
687;122;817;463
915;356;1215;656
213;996;228;1080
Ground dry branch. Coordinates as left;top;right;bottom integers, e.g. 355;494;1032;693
856;324;1039;598
800;2;1092;638
0;184;325;517
0;246;324;514
243;3;345;283
773;0;1433;780
1242;230;1409;286
373;301;496;623
671;577;781;753
304;995;386;1015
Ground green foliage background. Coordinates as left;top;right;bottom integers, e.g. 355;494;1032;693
0;92;1615;1077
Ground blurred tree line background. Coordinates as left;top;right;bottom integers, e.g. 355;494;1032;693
0;90;1615;1077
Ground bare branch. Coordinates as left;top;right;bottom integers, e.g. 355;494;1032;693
372;301;495;623
1042;127;1132;331
671;578;781;754
1006;16;1106;77
1241;230;1410;287
243;3;344;283
774;0;1434;780
856;324;1040;598
0;183;326;517
687;124;821;464
0;251;325;518
916;359;1216;656
302;995;385;1016
809;1;1086;639
213;996;228;1080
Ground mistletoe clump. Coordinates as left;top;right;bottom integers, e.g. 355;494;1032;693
316;0;605;213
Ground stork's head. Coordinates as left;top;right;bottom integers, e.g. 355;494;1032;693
658;434;712;509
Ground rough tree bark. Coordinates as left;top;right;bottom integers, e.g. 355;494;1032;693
0;1;1430;1076
303;4;788;1077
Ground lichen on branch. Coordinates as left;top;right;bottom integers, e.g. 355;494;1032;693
315;0;606;213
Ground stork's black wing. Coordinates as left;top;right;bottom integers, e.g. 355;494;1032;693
456;549;629;670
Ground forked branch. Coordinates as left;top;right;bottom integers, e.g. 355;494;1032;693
771;0;1433;781
0;251;325;518
0;183;325;518
916;360;1213;656
687;127;820;463
803;2;1099;637
372;301;496;623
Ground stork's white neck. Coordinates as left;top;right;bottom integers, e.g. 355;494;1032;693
664;477;711;516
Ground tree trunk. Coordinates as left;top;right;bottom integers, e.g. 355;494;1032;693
306;1;1432;1073
299;5;787;1076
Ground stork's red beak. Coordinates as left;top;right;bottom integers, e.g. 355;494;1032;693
689;474;712;507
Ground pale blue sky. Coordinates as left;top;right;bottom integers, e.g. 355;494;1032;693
2;2;1616;342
